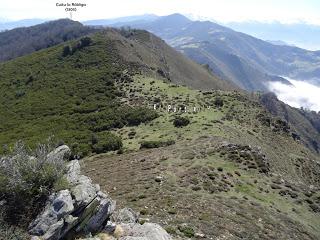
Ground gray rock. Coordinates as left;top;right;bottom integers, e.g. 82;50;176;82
71;175;97;207
52;190;74;218
42;219;64;240
47;145;71;162
120;223;172;240
28;146;172;240
29;197;58;236
85;194;116;232
29;190;73;236
66;160;81;184
112;208;139;224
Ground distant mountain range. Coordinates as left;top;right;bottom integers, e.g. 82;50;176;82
225;21;320;51
2;15;320;92
89;13;320;91
83;14;158;27
0;19;47;31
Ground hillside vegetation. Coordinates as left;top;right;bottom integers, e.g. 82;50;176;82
0;19;96;62
260;93;320;153
85;75;320;239
0;27;233;157
0;23;319;240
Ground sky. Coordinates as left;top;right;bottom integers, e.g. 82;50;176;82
1;0;320;25
268;78;320;112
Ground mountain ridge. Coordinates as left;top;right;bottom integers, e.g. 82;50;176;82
98;13;320;91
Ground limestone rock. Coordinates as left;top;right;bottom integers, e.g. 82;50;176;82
66;160;81;184
71;175;97;207
52;190;74;218
47;145;71;162
85;193;116;232
112;208;139;224
120;223;172;240
42;219;64;240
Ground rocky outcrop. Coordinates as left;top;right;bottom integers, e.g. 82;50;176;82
29;147;172;240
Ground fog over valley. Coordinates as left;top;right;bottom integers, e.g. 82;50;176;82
268;77;320;112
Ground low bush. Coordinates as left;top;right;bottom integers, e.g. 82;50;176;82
0;140;67;226
140;139;175;149
124;107;158;126
214;96;224;108
173;116;190;128
92;131;123;153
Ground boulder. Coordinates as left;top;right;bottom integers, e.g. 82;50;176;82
112;208;139;224
52;190;74;218
85;192;116;232
47;145;71;162
71;175;97;207
66;160;81;184
119;223;172;240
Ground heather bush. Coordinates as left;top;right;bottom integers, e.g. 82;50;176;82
140;139;175;149
0;140;67;226
92;131;123;153
173;116;190;128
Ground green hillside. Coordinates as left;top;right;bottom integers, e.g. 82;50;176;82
0;30;156;156
0;25;319;240
85;74;320;239
0;19;96;62
0;28;233;156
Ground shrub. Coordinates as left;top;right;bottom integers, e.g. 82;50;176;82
79;36;92;48
140;139;175;149
62;45;71;56
71;36;93;54
0;215;29;240
173;116;190;128
124;107;158;126
92;131;122;153
214;97;224;108
71;142;91;158
178;225;195;238
0;140;67;226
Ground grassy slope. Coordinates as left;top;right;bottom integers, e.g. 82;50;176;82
115;29;237;91
0;25;319;239
0;28;234;155
84;75;320;240
0;31;153;155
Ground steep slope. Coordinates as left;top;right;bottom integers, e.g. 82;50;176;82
102;14;320;90
260;92;320;152
0;19;96;62
0;27;233;155
115;28;236;90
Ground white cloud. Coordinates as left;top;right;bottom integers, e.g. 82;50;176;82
268;77;320;112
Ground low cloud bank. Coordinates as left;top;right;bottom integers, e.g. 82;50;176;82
268;77;320;112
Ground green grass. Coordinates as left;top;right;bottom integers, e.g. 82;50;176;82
0;33;157;155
